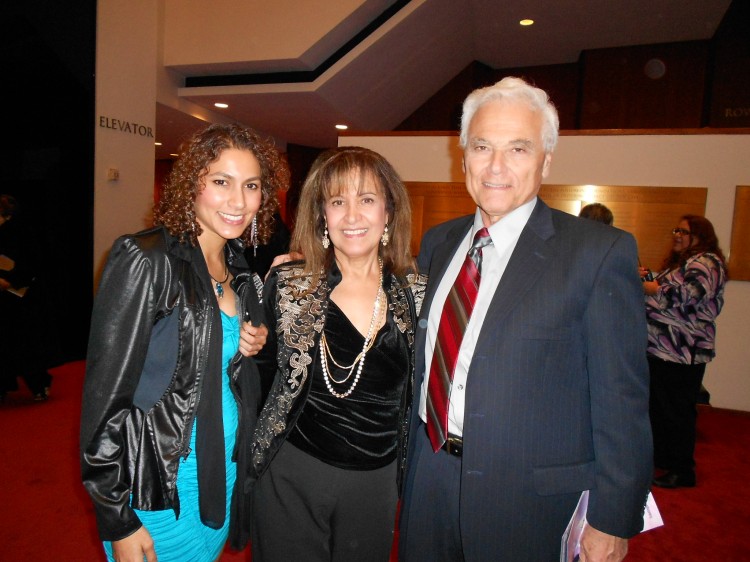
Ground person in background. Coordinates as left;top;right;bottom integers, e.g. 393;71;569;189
0;194;55;402
398;77;652;562
80;123;286;562
579;202;614;226
640;215;727;489
250;146;426;562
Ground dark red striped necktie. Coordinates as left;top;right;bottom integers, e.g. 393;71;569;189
426;227;493;452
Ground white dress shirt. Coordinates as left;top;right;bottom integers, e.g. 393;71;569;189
419;198;536;436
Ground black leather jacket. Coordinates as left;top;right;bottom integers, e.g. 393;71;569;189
80;227;262;546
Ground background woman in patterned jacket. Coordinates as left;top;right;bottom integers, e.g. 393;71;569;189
640;215;727;489
250;146;425;562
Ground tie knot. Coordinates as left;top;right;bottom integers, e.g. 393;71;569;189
471;227;492;251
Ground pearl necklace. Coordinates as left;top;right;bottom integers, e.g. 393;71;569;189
320;260;384;399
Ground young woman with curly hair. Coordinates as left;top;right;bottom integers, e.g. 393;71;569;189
81;123;287;561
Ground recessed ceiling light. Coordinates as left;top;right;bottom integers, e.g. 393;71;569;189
214;102;229;109
155;142;162;146
170;153;178;157
335;124;348;130
520;19;534;26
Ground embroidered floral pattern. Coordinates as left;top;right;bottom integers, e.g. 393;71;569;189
251;266;328;469
250;267;427;474
388;273;427;346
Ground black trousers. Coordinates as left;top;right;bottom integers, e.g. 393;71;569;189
648;356;706;475
252;441;398;562
0;290;53;395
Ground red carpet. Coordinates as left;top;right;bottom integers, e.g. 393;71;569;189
1;361;749;561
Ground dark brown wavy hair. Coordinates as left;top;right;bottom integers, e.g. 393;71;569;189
154;123;288;246
579;202;613;225
291;146;415;287
661;214;727;272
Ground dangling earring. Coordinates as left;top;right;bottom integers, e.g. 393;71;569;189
251;216;258;257
381;224;389;247
322;219;330;249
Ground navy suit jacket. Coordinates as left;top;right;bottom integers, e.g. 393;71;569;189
400;199;652;561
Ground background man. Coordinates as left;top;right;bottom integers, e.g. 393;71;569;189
579;202;614;226
398;77;652;561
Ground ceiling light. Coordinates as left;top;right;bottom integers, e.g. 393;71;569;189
214;102;229;109
155;142;162;146
335;124;348;130
519;19;534;26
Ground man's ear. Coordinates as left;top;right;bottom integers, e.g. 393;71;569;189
542;153;552;178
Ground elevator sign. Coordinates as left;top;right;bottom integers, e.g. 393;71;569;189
98;116;154;138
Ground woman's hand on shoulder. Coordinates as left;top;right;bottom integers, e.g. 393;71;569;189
239;322;268;357
111;526;156;562
265;251;304;280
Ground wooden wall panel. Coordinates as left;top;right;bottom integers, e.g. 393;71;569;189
729;186;750;280
708;0;750;128
405;182;707;269
538;184;707;270
395;2;748;133
396;61;579;133
405;182;476;256
579;41;709;129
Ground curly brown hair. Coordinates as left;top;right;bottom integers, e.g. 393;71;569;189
291;146;415;287
154;123;288;246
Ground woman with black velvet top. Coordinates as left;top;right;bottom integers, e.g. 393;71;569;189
250;146;426;561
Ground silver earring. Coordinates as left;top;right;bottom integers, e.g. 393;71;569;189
322;221;330;249
251;216;258;257
381;225;389;247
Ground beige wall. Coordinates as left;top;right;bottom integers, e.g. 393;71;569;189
340;133;750;412
94;0;159;280
95;0;237;283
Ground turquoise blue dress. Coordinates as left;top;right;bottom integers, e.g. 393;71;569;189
104;311;240;562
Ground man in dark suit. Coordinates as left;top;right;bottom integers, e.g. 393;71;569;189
398;77;652;561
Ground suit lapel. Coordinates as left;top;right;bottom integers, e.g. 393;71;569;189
476;200;556;348
417;202;556;374
421;217;474;318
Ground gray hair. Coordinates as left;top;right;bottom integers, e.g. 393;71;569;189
459;77;559;154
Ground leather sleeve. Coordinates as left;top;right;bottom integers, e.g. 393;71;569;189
80;235;157;541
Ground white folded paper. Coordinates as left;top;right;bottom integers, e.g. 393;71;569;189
561;491;663;562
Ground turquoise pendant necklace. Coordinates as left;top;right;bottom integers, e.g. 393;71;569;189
209;265;229;298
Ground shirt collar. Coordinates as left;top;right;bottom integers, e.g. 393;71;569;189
472;196;537;242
